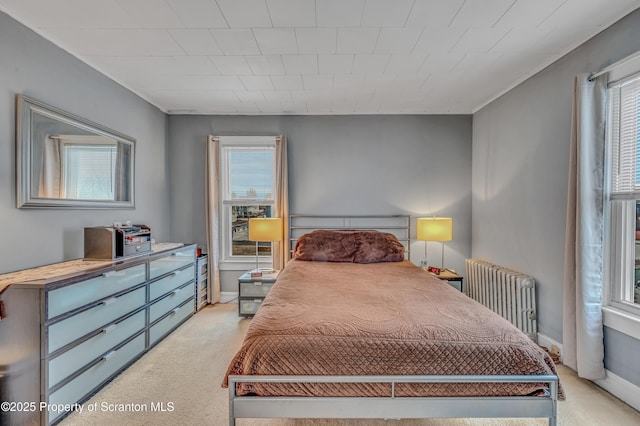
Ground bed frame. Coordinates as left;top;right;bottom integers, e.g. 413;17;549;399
288;214;412;259
228;215;559;425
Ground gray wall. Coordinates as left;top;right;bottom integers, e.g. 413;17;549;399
0;12;170;273
168;115;472;292
472;9;640;379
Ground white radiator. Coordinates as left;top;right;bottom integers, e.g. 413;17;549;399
465;259;537;342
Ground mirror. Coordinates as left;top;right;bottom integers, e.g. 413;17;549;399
16;95;135;208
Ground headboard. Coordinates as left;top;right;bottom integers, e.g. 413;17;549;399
288;214;411;260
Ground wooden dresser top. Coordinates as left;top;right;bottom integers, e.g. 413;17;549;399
0;242;185;294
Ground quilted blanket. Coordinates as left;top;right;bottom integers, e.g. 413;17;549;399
224;260;563;399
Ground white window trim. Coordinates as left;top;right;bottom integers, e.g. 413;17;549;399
603;69;640;336
218;136;277;270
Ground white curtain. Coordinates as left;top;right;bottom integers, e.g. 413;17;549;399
39;135;62;198
205;136;221;304
273;136;289;270
562;73;607;380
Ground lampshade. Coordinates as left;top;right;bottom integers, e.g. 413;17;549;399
249;218;283;242
416;217;452;242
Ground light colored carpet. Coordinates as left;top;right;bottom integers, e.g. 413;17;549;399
60;304;640;426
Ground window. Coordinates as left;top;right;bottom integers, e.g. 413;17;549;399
220;137;276;264
62;143;117;200
606;72;640;317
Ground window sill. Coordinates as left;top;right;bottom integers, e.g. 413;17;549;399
219;259;272;271
602;306;640;340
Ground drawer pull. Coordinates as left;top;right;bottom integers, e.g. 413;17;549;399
252;281;263;286
253;298;262;303
102;270;125;278
102;297;118;306
170;290;179;296
170;307;180;315
102;350;117;362
102;324;118;334
170;271;180;278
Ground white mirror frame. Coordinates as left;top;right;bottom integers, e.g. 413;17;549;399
16;94;135;209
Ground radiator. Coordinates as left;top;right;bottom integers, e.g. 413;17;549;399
465;259;537;342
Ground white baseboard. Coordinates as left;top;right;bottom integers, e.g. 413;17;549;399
220;291;238;303
537;333;563;363
595;370;640;412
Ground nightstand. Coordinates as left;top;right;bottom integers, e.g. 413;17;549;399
238;270;279;317
425;268;464;292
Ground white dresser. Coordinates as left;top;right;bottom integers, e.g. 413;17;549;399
0;244;196;425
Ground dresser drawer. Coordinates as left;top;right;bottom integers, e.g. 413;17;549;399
149;282;194;323
239;298;263;316
48;287;146;354
149;300;193;346
240;281;274;297
149;246;196;279
47;264;146;319
47;310;146;389
47;333;145;423
149;265;195;301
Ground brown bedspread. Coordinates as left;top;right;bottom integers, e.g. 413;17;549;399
224;260;563;399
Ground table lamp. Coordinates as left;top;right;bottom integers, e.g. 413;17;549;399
248;217;283;276
416;217;453;270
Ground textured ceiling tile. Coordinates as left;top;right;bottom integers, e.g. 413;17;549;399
9;0;138;29
240;75;275;90
210;56;253;75
296;28;337;54
44;28;184;56
261;90;294;103
303;75;334;90
493;0;566;28
352;54;391;74
169;29;223;55
282;55;319;74
234;90;267;103
209;29;261;55
333;74;365;89
216;0;273;27
271;75;304;90
253;28;299;54
374;28;423;54
337;28;380;54
165;0;228;28
361;0;414;27
3;0;637;114
266;0;316;27
316;0;365;26
384;54;428;75
246;55;286;75
405;0;465;28
451;28;511;53
318;55;354;74
115;0;183;28
449;0;516;28
412;27;466;54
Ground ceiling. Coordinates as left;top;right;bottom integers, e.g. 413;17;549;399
2;0;639;115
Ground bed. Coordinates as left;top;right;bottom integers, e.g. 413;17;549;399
224;215;561;425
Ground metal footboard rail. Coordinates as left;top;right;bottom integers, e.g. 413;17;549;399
228;374;559;426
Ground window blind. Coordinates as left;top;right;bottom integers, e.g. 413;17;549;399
63;145;117;200
223;146;275;201
609;74;640;198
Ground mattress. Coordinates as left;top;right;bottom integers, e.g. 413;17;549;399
224;259;563;399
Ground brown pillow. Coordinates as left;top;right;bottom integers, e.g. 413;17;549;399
293;230;358;262
353;231;405;263
293;230;405;263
